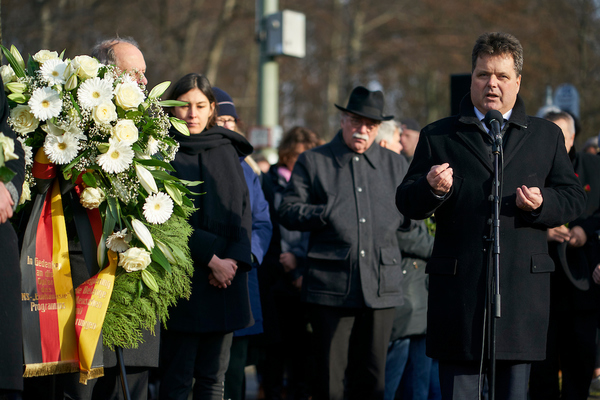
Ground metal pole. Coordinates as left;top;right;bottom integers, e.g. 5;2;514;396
257;0;279;128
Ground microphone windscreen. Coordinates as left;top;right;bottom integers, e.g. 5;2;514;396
484;110;503;127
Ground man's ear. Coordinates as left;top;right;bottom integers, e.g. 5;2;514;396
379;139;387;149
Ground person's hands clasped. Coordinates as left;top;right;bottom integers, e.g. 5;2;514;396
427;163;453;196
207;255;238;289
0;182;14;224
280;252;297;273
516;185;543;212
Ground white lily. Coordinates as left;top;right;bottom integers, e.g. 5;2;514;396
135;163;158;194
156;240;177;264
131;218;154;250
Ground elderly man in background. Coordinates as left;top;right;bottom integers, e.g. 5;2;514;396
92;37;148;86
279;86;409;400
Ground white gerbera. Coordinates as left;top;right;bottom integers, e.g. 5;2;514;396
97;138;134;174
28;87;62;121
143;192;174;224
78;77;114;109
43;132;80;164
106;228;132;253
39;58;68;85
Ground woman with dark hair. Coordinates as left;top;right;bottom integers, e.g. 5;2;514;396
159;73;254;400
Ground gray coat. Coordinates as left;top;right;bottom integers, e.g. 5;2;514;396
278;132;409;308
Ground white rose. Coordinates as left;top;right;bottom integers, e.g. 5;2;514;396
112;119;139;144
0;133;18;162
33;50;59;64
10;105;39;134
0;65;16;87
118;247;152;272
72;55;100;79
114;81;145;110
92;101;117;125
79;187;105;209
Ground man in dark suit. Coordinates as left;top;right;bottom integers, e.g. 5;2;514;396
529;111;600;400
279;86;409;400
396;32;586;400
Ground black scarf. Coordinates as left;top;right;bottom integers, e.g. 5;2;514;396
170;125;253;241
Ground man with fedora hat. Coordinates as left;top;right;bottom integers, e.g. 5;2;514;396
279;86;409;400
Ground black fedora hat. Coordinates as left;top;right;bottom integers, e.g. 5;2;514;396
335;86;393;121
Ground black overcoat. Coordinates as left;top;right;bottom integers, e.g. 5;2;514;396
168;126;254;333
396;95;586;361
279;132;409;309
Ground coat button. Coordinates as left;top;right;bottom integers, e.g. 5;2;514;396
354;156;360;162
360;250;366;257
357;187;363;192
359;218;366;223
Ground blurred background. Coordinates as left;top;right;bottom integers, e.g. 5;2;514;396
2;0;600;147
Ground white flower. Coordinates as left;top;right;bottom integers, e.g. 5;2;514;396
156;240;176;264
43;132;80;165
10;105;39;134
19;182;31;205
143;192;174;224
118;247;152;272
0;65;16;87
79;187;105;209
135;163;158;194
91;101;117;126
17;138;32;166
72;55;100;79
78;77;114;109
114;81;145;110
112;119;139;144
146;136;160;156
0;133;18;162
131;218;154;250
106;229;132;253
39;59;68;85
33;50;59;64
28;87;62;121
97;138;134;174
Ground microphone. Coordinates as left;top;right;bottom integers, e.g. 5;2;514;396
484;110;503;146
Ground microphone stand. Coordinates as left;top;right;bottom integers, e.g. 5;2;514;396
488;119;503;400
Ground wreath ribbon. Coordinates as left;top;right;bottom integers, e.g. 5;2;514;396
20;148;114;383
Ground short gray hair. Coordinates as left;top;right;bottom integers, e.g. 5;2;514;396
544;110;575;137
91;36;140;65
375;120;401;144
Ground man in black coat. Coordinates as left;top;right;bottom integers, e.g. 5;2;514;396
529;111;600;400
279;86;409;400
396;32;586;400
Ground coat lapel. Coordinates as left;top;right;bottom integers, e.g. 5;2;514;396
455;119;494;173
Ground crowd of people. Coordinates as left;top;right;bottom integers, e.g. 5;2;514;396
2;31;600;400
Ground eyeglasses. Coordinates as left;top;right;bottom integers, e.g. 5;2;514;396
346;115;380;132
216;117;236;127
